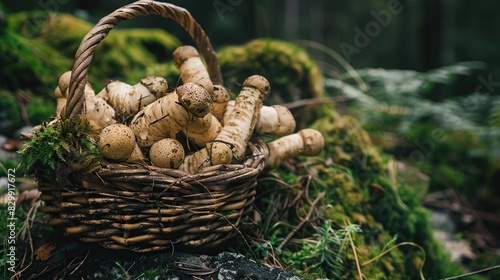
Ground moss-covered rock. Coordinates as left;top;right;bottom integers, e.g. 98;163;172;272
0;24;71;94
217;39;324;103
241;107;472;279
8;12;181;90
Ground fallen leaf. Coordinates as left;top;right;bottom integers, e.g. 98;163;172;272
34;243;56;261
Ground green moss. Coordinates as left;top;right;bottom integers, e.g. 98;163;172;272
217;38;324;104
314;111;473;279
9;12;181;91
237;106;469;279
19;118;100;184
0;28;71;93
140;266;168;278
295;268;327;280
9;11;92;59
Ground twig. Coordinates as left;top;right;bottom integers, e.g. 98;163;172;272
261;239;284;269
14;89;32;127
277;191;325;250
435;174;496;245
449;184;495;243
69;251;90;276
421;198;500;224
173;261;218;276
439;264;500;280
344;219;363;280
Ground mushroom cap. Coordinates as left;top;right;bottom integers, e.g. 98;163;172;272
212;84;230;103
243;75;270;101
173;45;199;68
140;76;168;98
299;129;324;156
208;142;232;165
176;82;213;118
54;86;64;98
149;138;185;169
97;124;136;161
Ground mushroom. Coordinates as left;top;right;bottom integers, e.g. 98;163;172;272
149;138;185;169
224;102;296;137
97;124;137;161
265;128;325;170
55;71;116;128
126;143;145;163
96;76;168;115
54;71;72;116
129;82;212;148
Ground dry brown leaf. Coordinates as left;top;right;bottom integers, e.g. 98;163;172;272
34;243;55;261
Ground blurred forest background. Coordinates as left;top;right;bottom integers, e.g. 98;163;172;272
4;0;499;76
1;0;500;278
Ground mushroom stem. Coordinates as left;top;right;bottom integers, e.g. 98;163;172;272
96;76;168;115
265;128;324;170
128;82;212;147
223;101;296;137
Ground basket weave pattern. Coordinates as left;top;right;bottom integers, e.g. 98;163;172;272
39;0;267;252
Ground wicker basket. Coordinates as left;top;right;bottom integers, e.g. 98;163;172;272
38;0;268;253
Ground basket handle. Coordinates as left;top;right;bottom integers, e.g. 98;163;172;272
64;0;222;120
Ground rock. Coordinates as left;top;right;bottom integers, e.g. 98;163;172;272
14;125;34;139
130;251;303;280
430;210;457;233
433;229;476;263
0;134;18;160
212;252;301;280
0;177;7;190
0;111;14;132
23;235;304;280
